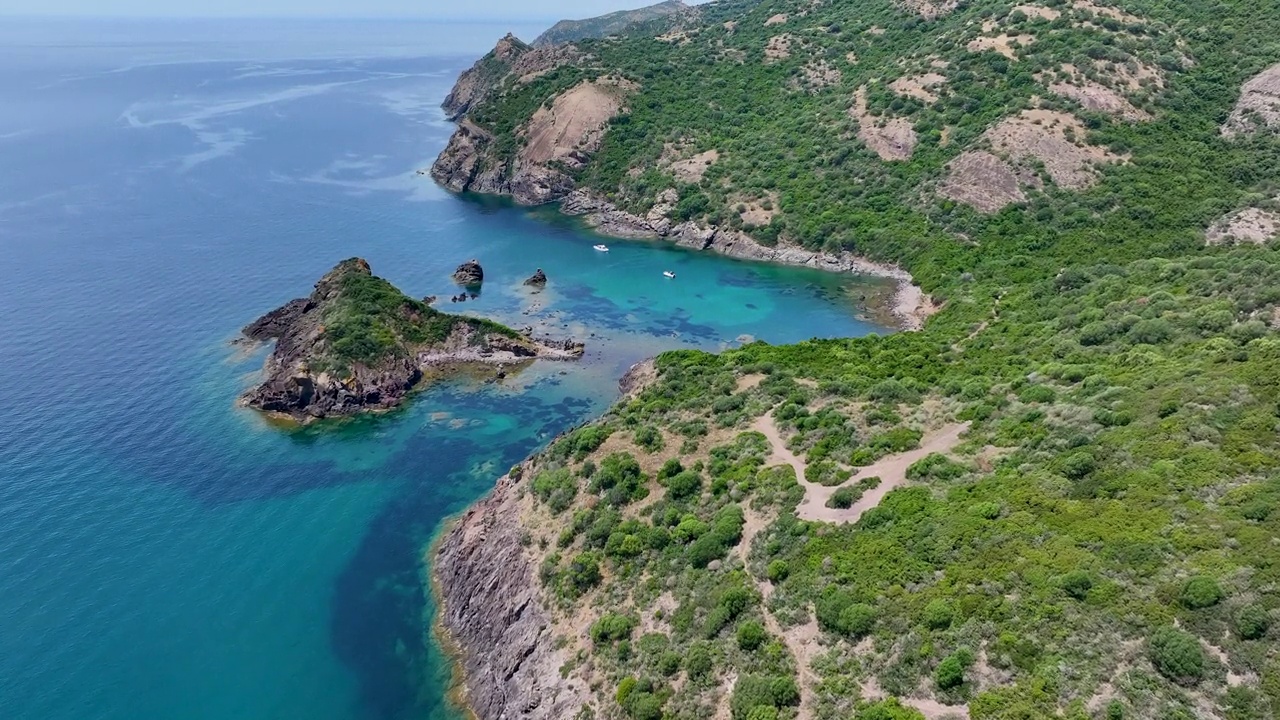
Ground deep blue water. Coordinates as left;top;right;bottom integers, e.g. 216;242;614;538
0;19;885;720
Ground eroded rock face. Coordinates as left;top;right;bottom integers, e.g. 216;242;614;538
453;260;485;286
435;475;588;720
1222;62;1280;137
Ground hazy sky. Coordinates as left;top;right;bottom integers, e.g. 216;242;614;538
0;0;687;20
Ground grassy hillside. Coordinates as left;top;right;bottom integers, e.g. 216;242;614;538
533;0;692;46
437;0;1280;718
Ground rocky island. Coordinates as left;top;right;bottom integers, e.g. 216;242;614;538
239;258;582;422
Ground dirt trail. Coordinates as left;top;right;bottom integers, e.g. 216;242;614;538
750;415;970;525
737;503;820;720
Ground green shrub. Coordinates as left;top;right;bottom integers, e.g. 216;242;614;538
869;427;923;454
970;501;1002;519
531;468;577;514
616;677;637;704
924;599;953;630
858;698;927;720
766;559;789;582
563;553;601;595
624;691;663;720
635;425;664;452
827;484;862;509
658;650;682;676
737;620;768;651
1235;604;1270;640
935;650;971;690
840;603;877;638
665;470;702;500
1018;385;1057;403
1059;571;1093;600
1180;576;1224;609
1148;626;1205;685
590;613;636;644
686;642;713;679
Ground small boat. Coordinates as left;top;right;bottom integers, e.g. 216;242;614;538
593;244;610;252
663;271;676;279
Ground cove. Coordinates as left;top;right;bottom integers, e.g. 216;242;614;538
0;19;890;720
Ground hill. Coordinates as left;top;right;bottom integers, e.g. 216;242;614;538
533;0;694;47
429;1;1280;719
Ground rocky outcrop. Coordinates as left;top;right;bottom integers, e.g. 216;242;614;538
1222;62;1280;137
452;260;485;286
523;268;548;287
239;259;582;423
435;474;589;720
533;0;690;46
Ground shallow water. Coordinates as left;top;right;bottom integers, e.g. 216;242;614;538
0;19;887;720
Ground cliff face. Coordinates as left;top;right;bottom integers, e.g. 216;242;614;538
435;475;588;720
240;259;583;423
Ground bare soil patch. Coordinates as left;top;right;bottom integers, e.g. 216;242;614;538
1071;0;1143;24
765;34;794;60
938;151;1032;212
1013;4;1060;20
897;0;960;20
890;72;947;103
668;149;720;183
1041;65;1150;120
750;415;970;525
519;78;635;166
1095;59;1164;92
736;373;767;392
1206;206;1280;245
796;60;843;92
737;193;779;228
985;109;1122;188
1222;62;1280;137
967;33;1036;60
852;86;918;161
765;13;789;26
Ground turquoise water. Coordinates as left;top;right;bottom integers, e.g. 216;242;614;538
0;19;886;720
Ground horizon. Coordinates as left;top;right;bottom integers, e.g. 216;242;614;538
0;0;704;21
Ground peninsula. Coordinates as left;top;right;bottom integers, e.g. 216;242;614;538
239;258;583;422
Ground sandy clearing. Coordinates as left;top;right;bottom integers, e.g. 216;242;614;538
765;34;793;60
736;373;767;392
750;415;969;525
798;60;842;92
1014;4;1060;20
967;33;1036;60
1202;639;1255;687
891;72;947;103
1072;0;1143;24
986;109;1122;189
897;0;960;20
669;149;720;183
1046;79;1150;120
765;13;788;26
1206;206;1280;245
853;86;918;161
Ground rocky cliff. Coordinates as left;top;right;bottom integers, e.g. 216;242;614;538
240;258;583;423
532;0;692;47
435;473;588;720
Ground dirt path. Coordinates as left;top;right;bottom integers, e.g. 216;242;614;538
749;415;970;525
737;503;819;720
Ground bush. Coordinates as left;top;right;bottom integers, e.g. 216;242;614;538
1059;571;1093;600
827;485;862;509
624;691;663;720
858;698;927;720
591;613;636;644
635;425;664;452
1148;626;1205;685
935;650;971;690
1018;384;1057;403
924;599;953;629
1180;576;1224;609
840;603;877;638
1235;604;1270;640
563;553;601;595
737;620;768;651
766;559;789;582
686;642;714;679
665;470;703;500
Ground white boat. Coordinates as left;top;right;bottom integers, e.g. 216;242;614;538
663;271;676;279
593;244;610;252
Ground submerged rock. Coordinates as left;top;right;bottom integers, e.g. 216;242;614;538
453;259;485;286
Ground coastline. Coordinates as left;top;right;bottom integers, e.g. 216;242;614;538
556;190;938;332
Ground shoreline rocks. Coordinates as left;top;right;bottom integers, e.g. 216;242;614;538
452;259;485;286
523;268;548;287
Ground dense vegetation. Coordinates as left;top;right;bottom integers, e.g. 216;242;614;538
317;267;518;372
443;0;1280;717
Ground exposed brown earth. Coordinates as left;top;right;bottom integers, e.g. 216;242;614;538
765;13;789;26
967;33;1037;60
897;0;960;20
1206;206;1280;245
736;192;779;228
668;149;720;183
519;78;636;167
1040;65;1151;120
1071;0;1143;25
852;86;918;161
1096;58;1165;92
890;72;947;103
938;151;1033;212
765;34;794;60
985;109;1122;189
797;60;843;92
1222;62;1280;137
1013;4;1061;20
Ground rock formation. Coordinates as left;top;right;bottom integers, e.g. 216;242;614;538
239;259;581;422
452;260;484;286
524;268;548;287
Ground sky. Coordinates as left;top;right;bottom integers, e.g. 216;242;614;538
0;0;693;20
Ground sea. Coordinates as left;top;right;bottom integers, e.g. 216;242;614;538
0;18;886;720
